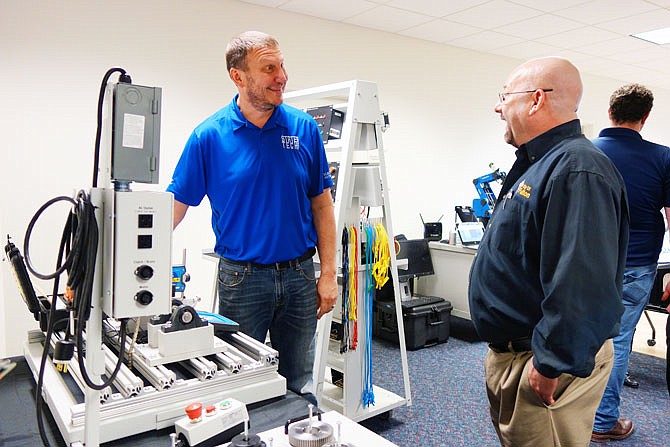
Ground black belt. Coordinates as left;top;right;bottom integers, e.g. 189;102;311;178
221;247;316;271
488;337;532;354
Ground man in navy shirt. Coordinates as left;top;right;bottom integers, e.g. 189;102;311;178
167;31;337;404
469;57;628;446
591;84;670;442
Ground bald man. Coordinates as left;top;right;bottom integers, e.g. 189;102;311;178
468;57;629;446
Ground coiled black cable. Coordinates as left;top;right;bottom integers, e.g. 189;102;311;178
24;190;128;446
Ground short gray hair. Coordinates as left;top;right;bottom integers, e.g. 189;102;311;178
226;31;280;72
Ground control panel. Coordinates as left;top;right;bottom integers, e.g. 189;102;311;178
174;398;248;447
102;189;173;318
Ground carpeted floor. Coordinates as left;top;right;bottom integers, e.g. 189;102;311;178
361;317;670;447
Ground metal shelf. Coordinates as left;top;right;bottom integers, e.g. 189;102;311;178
285;80;411;422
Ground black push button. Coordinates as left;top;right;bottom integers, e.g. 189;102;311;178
134;265;154;280
135;290;153;305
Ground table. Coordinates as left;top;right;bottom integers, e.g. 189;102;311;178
0;357;316;446
241;410;398;446
415;241;476;320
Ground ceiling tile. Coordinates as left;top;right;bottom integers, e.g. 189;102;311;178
493;14;583;39
604;64;656;79
344;5;433;32
553;0;660;25
623;68;670;88
595;9;670;35
386;0;490;17
573;36;656;57
505;0;592;12
280;0;378;21
399;19;482;43
489;40;564;59
444;0;543;29
233;0;670;92
606;45;670;65
448;30;524;52
630;51;670;70
238;0;287;7
573;56;621;72
547;49;604;66
535;26;621;48
645;0;670;7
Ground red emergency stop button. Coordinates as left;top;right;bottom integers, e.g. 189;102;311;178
185;402;203;421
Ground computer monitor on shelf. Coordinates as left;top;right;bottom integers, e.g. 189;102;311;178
396;239;434;300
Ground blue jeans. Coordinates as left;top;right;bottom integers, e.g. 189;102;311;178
217;256;318;405
593;263;657;432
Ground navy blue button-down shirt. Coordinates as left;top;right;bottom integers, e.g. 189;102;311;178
593;127;670;267
469;120;629;378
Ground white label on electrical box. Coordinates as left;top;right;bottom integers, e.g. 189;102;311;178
122;113;145;149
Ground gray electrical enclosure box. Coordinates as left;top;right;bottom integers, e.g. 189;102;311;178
112;83;162;184
102;189;173;318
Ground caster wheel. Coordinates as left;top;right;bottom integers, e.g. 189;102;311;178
379;410;392;420
648;339;657;346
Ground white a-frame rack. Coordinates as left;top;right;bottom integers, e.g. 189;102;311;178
285;80;411;421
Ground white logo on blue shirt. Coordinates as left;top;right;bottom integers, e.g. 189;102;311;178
281;135;300;150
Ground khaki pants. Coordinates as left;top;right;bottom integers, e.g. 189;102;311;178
484;339;614;447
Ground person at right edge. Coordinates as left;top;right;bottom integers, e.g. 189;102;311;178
590;83;670;442
468;56;629;447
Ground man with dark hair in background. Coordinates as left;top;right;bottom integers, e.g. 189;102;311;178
591;83;670;442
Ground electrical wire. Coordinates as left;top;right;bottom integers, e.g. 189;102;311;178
371;222;390;289
127;317;142;369
23;196;77;280
23;190;128;446
35;271;64;446
348;226;358;350
363;224;376;408
21;195;77;446
340;228;349;354
19;67;134;446
92;67;131;188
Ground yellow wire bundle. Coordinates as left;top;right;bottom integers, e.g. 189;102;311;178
371;222;390;288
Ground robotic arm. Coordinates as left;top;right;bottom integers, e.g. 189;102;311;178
472;164;507;223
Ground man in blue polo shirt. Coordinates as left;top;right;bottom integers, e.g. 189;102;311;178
167;31;337;405
591;83;670;442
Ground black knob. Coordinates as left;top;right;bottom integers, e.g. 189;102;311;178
135;290;153;305
135;265;154;280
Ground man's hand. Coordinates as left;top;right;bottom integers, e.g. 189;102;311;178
316;274;338;319
528;361;558;405
662;281;670;313
311;189;337;319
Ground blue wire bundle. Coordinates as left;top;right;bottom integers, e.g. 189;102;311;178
363;224;376;408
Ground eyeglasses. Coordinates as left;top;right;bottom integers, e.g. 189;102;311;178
498;89;553;103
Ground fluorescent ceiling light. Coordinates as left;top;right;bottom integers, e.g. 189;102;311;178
631;27;670;44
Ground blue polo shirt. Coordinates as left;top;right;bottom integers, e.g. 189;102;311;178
592;127;670;267
167;95;333;264
469;120;628;378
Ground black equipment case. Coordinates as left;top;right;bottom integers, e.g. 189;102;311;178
373;297;452;350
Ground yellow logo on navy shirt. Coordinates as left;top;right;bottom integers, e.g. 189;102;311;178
281;135;300;150
517;180;532;199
